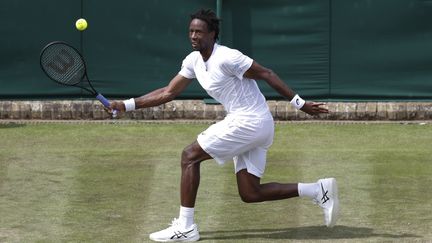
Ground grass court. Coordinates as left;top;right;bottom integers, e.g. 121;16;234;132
0;121;431;242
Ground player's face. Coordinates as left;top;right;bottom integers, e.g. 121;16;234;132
189;18;215;52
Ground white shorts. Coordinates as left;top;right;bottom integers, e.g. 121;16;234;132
197;115;274;178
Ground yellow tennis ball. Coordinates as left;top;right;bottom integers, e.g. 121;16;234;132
75;18;88;31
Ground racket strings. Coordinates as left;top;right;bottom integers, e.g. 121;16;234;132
40;44;85;86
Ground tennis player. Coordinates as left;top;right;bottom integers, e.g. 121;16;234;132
110;9;339;242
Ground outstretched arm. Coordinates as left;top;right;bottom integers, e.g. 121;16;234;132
244;61;328;115
110;74;192;112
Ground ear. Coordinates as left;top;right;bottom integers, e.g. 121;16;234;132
209;30;215;39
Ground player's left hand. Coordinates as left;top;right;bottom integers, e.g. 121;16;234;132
300;102;329;116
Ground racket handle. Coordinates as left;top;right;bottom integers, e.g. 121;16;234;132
96;93;118;118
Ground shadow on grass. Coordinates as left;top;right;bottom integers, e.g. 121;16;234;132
201;225;419;241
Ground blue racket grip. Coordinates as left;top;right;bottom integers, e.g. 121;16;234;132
96;93;118;118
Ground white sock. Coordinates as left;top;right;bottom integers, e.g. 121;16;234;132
179;206;194;229
298;182;319;199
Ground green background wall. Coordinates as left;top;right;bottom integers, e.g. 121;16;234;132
330;0;432;100
1;0;431;100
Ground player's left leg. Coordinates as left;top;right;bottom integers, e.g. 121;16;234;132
235;169;298;202
235;169;339;227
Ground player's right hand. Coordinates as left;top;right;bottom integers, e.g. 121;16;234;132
108;101;126;114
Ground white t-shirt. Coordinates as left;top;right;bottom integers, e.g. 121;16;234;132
179;43;271;119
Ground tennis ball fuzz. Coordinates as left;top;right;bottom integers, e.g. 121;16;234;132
75;18;88;31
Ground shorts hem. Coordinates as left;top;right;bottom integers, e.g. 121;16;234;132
235;166;263;178
197;137;227;165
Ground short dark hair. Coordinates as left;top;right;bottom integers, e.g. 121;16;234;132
190;9;220;41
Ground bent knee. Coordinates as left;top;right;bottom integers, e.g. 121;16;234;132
181;148;192;161
181;144;208;167
181;148;195;167
239;191;262;203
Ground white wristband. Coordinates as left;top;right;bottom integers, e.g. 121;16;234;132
123;98;136;112
290;94;306;109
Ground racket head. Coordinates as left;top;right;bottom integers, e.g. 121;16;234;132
40;41;86;86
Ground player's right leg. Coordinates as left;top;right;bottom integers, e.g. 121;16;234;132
149;141;211;242
149;217;200;242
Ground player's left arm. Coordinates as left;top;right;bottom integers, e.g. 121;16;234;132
243;61;328;115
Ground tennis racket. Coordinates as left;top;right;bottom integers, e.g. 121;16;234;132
40;41;117;117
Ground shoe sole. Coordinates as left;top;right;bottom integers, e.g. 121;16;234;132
327;178;339;227
149;234;200;242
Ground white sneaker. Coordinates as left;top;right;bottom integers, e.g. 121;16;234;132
149;218;200;242
314;178;339;227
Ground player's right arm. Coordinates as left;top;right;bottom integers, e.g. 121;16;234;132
110;74;192;112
